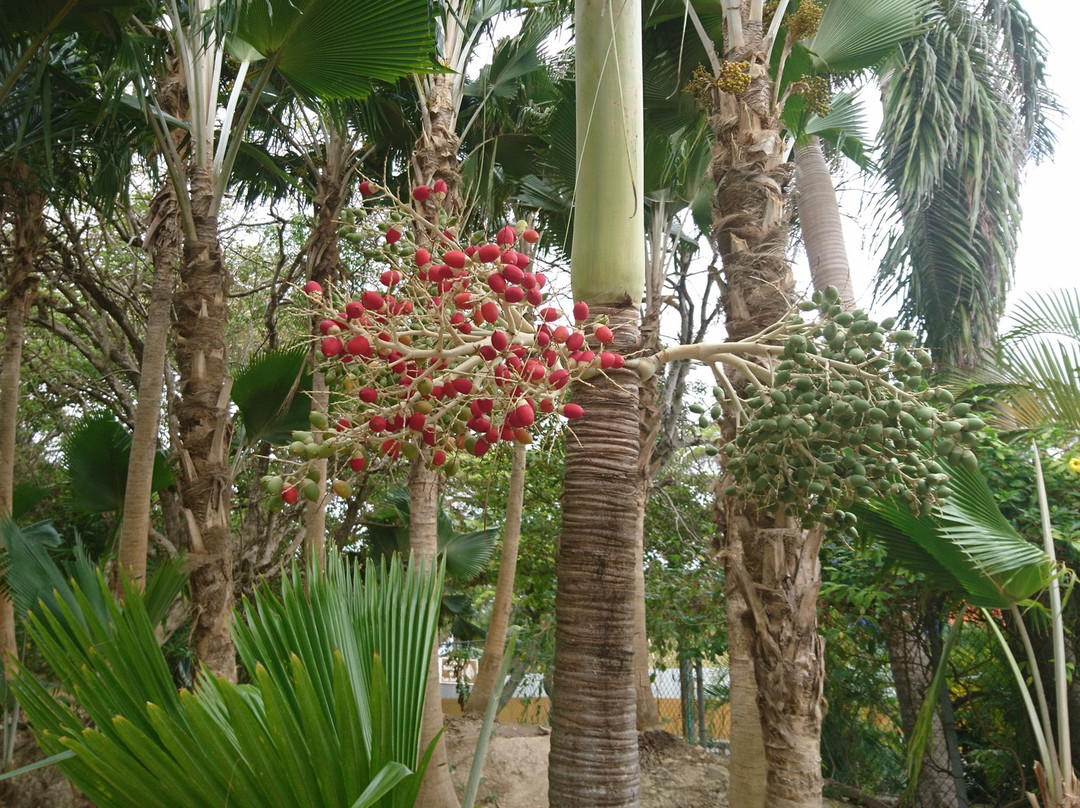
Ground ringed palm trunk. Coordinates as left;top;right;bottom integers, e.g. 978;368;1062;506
174;166;236;682
303;126;352;566
0;164;44;671
410;69;463;808
464;442;526;718
794;136;854;308
548;0;644;802
710;17;824;808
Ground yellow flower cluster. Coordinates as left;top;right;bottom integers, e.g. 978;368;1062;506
1068;457;1080;475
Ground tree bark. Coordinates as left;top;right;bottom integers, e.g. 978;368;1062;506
794;136;855;308
117;183;179;590
174;166;236;682
549;306;642;807
0;164;43;672
884;613;965;808
465;443;526;718
710;13;825;808
409;458;459;808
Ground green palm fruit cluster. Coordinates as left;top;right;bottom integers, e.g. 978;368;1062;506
716;61;752;95
801;75;831;117
720;285;985;535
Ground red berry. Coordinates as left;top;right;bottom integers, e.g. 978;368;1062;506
549;369;570;389
380;269;401;287
595;325;614;344
504;286;525;303
600;352;617;369
359;386;378;403
488;273;508;294
385;228;401;244
534;273;547;289
345;301;363;319
481;301;499;323
553;325;570;343
573;301;589;323
454;291;473;308
407;412;426;431
321;337;343;357
349;456;366;472
347;336;373;358
359;180;376;196
415;248;432;266
381;439;400;457
433;179;449;195
523;228;539;244
319;319;338;336
526;288;542;306
369;415;387;432
452;377;473;395
362;290;385;311
497;225;516;246
562;403;584;419
565;331;585;351
540;398;556;413
515;403;536;427
501;250;518;266
477;398;494;414
337;418;351;431
491;331;509;351
303;280;323;296
477;243;501;263
413;184;431;201
612;354;625;368
458;321;473;335
521;272;536;289
536;327;552;347
282;486;299;505
473;438;491;457
515;253;530;269
444;250;467;269
432;449;447;466
479;345;498;361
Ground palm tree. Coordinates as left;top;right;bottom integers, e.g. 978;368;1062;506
116;0;438;680
547;0;646;802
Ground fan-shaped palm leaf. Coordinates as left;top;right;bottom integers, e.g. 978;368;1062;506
234;0;440;101
854;462;1052;608
231;346;313;446
806;0;931;74
62;413;173;515
13;553;442;808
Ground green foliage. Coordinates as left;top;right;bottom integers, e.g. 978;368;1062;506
231;346;313;446
14;552;443;808
62;412;173;514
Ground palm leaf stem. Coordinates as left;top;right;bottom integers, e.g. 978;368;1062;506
0;0;79;106
763;0;792;63
1007;601;1058;785
1033;441;1072;792
983;609;1056;802
212;58;252;177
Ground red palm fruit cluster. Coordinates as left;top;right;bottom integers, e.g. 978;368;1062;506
281;215;616;502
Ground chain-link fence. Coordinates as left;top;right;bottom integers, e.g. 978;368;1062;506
441;640;729;749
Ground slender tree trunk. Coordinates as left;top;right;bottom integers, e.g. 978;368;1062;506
303;126;351;566
174;166;235;682
409;77;462;806
465;443;527;718
117;56;188;591
0;165;43;672
794;136;854;308
117;184;179;590
550;307;642;807
409;459;459;808
710;14;825;807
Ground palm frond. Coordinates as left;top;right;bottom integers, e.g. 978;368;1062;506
808;0;931;73
235;0;439;101
231;346;313;446
14;553;441;808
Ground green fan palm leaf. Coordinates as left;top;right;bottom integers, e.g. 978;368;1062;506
231;346;313;446
14;553;442;808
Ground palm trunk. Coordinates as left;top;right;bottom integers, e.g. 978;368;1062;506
550;307;642;807
0;165;43;671
174;166;236;682
409;459;459;808
794;136;854;308
548;0;645;800
465;443;526;718
710;15;825;808
117;184;179;590
303;126;352;566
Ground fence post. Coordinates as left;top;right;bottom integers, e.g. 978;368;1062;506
696;658;706;747
680;657;691;740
